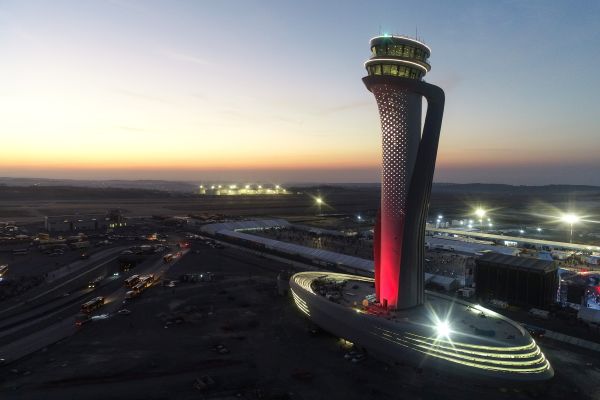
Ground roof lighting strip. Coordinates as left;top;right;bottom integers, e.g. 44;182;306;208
291;289;310;316
380;331;545;366
369;35;432;54
402;335;541;359
403;331;537;352
376;334;550;374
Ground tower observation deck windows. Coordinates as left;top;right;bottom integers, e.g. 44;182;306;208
371;42;428;63
367;63;423;80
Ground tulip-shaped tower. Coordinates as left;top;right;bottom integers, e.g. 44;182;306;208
363;35;445;309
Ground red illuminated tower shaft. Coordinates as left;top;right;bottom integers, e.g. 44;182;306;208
374;88;422;307
364;35;444;309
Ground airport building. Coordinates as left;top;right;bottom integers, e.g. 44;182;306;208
44;210;126;232
290;35;553;381
475;253;558;309
198;184;287;196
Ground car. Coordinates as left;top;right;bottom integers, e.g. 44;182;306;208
117;309;131;315
80;253;90;259
522;324;546;338
91;313;110;321
75;313;92;327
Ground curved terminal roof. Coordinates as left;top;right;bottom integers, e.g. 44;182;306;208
220;229;375;273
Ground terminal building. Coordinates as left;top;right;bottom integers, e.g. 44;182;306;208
475;253;558;309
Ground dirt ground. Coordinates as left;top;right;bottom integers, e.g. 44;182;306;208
1;245;599;400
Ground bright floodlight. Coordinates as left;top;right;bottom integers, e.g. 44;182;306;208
435;321;452;337
475;208;486;218
316;197;323;205
561;213;580;224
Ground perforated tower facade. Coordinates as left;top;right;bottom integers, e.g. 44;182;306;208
364;35;445;309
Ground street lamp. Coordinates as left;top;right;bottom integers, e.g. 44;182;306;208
561;213;580;243
316;197;323;215
474;208;486;229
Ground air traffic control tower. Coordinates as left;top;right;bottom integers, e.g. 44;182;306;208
289;35;553;382
363;35;445;310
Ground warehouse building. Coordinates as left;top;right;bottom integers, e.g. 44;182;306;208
44;210;126;233
475;253;558;309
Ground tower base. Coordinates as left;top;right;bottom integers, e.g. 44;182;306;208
290;271;553;382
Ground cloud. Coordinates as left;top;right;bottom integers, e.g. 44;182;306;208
434;71;462;92
162;50;210;66
314;101;371;116
114;89;174;105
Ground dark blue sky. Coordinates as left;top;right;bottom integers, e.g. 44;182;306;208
1;0;599;184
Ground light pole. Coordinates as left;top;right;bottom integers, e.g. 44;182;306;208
475;208;486;230
561;213;580;243
316;197;323;216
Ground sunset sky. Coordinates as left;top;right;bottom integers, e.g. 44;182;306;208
1;0;599;184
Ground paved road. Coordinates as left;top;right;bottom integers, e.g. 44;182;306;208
0;246;129;319
0;249;189;363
